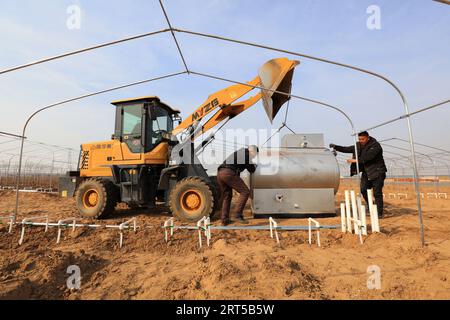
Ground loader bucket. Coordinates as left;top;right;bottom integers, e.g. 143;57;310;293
258;58;300;123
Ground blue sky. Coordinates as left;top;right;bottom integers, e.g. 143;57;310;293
0;0;449;164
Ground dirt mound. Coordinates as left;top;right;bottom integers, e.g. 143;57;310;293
0;249;106;300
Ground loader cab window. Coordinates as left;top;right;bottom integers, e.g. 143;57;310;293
148;106;173;147
121;104;143;153
123;104;142;135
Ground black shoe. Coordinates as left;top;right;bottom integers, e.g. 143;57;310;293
236;216;249;224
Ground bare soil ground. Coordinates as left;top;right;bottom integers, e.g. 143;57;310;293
0;182;449;300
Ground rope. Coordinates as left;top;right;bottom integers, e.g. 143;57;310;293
261;124;284;147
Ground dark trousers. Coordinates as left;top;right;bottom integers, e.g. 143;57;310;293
360;172;386;217
217;168;250;222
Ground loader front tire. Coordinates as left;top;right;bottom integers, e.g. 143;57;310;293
75;179;117;219
169;177;215;222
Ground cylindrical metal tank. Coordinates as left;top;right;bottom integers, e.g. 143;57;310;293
251;148;340;193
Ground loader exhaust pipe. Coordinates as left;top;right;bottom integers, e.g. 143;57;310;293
258;58;300;123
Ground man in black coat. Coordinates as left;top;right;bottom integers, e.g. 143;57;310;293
330;131;387;218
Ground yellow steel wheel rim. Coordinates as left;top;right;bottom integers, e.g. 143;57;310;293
181;189;202;213
83;189;99;208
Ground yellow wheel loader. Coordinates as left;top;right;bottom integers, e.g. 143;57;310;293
59;58;299;221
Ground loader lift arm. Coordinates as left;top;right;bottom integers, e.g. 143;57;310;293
172;76;261;137
172;58;300;140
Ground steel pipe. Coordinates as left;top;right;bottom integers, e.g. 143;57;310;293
0;29;170;75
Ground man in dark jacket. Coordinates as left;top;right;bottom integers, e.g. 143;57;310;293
217;145;258;226
330;131;387;218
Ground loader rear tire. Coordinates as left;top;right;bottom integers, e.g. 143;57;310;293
75;179;118;219
169;177;215;222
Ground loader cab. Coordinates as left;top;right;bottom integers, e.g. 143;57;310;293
112;96;180;154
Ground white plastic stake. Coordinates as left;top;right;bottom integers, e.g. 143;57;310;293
367;189;374;209
204;217;211;247
8;217;13;234
308;219;312;245
350;191;360;235
18;216;49;245
0;216;14;234
308;218;321;247
164;219;169;242
372;205;380;233
18;219;26;246
56;218;77;244
119;217;137;248
269;217;280;244
360;205;368;236
197;217;207;248
349;218;364;244
340;203;346;233
356;195;367;236
344;191;352;233
164;217;174;242
367;189;376;232
269;217;274;239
